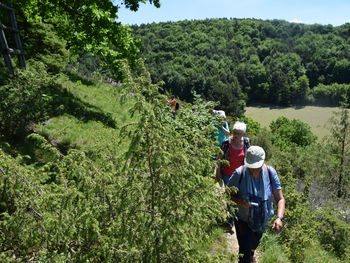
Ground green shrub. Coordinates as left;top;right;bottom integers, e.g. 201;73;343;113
270;116;317;149
0;61;53;140
22;22;69;74
269;147;350;263
316;208;350;260
268;150;318;262
25;133;61;164
250;127;274;160
303;241;343;263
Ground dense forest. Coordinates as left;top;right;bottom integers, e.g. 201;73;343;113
132;19;350;115
0;1;349;262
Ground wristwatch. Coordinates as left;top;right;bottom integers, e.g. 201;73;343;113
277;216;283;221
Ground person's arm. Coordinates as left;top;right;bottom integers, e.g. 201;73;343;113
272;189;285;233
222;122;230;136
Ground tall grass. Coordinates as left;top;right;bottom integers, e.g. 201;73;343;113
259;233;289;263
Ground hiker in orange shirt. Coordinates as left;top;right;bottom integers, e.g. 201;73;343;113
167;95;178;118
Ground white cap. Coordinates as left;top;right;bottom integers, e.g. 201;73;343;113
213;110;226;118
233;121;246;133
244;146;265;168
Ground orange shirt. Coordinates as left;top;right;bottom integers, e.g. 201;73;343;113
168;98;177;111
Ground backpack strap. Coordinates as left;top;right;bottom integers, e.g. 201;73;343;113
220;138;230;161
266;165;273;185
243;137;250;155
238;166;245;185
220;138;229;151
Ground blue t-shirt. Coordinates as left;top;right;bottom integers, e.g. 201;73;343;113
227;165;281;225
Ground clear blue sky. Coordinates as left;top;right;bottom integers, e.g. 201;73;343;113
117;0;350;26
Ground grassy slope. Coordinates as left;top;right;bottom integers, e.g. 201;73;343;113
36;75;135;158
245;105;338;140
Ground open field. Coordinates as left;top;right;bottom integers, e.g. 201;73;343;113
245;105;340;140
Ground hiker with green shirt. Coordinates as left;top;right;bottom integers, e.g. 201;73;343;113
227;146;285;263
212;110;230;146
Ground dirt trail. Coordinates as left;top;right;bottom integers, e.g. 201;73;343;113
226;228;239;255
225;226;240;262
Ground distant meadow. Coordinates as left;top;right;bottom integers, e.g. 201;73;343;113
245;105;338;140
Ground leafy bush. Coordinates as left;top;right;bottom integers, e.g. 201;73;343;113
277;173;318;262
316;208;350;260
267;149;319;262
250;127;274;160
302;241;343;263
270;116;317;149
0;61;54;140
22;22;69;74
268;146;350;263
25;133;62;164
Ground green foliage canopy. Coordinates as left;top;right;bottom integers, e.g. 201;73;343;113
14;0;161;78
132;19;350;111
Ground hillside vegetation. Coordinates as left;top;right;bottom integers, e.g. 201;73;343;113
132;19;350;115
0;1;350;262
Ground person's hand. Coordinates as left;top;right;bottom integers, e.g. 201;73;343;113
272;217;283;233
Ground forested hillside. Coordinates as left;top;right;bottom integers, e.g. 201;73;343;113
0;1;350;262
132;19;350;115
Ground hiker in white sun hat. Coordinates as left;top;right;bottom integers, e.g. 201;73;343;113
244;145;265;168
226;145;285;263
